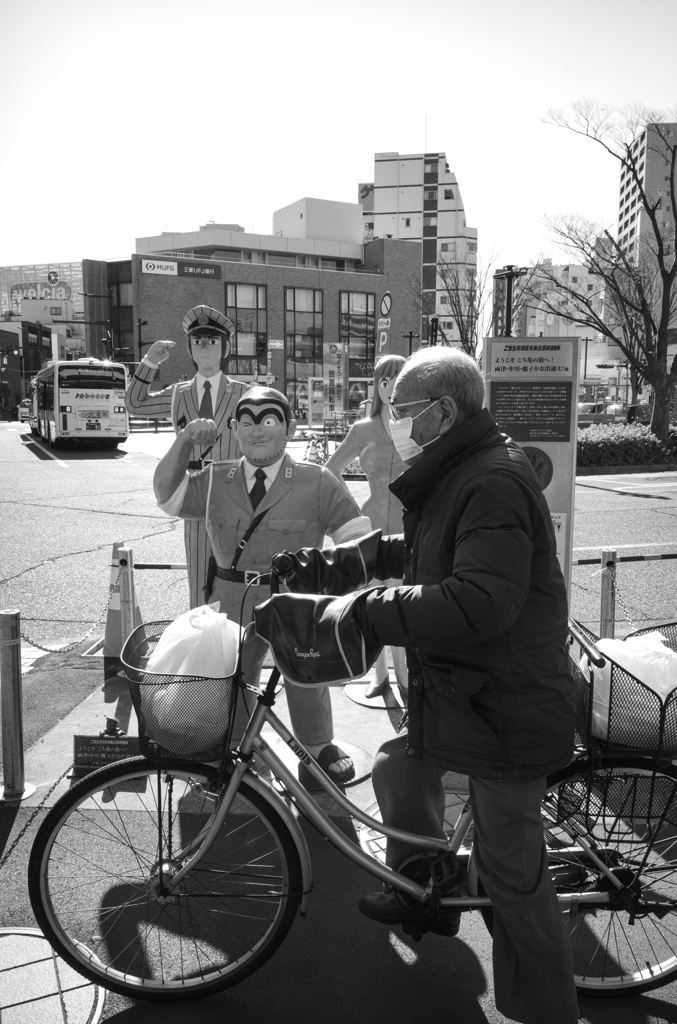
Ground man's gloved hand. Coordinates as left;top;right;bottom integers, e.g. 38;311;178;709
254;588;385;685
277;530;384;596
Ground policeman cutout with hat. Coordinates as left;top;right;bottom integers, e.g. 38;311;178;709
153;385;372;787
125;304;248;607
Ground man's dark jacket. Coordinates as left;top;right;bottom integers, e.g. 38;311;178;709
359;407;575;780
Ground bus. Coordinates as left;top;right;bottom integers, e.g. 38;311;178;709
29;359;130;449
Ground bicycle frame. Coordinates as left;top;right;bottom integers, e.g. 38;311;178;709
156;668;616;915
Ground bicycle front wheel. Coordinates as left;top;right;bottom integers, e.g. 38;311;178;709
544;757;677;996
28;757;303;1001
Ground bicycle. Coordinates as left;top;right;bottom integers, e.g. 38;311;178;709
27;590;677;1002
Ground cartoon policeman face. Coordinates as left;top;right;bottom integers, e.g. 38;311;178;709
233;395;297;466
189;332;224;375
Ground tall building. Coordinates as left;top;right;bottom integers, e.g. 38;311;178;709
617;123;676;258
359;151;477;342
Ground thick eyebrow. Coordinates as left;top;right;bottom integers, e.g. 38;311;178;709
236;406;285;424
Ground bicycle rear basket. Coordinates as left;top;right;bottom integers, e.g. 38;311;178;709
568;620;677;760
121;621;235;763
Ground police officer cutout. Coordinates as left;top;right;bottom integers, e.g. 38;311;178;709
125;304;247;608
153;386;371;786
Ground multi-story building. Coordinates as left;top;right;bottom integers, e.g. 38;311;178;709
617;123;676;258
359;151;477;342
84;201;422;422
0;318;52;412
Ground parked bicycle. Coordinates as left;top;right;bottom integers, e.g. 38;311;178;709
28;572;677;1001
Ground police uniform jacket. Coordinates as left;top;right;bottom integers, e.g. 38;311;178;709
161;454;366;622
126;360;246;462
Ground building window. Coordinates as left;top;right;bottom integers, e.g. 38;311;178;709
424;161;436;173
467;242;477;253
404;217;411;227
340;291;376;405
444;188;454;200
424;189;437;201
285;287;323;414
423;216;437;227
226;282;267;376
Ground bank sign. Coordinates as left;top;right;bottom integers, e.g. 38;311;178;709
141;259;221;279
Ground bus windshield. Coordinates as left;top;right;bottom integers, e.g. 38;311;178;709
58;366;126;390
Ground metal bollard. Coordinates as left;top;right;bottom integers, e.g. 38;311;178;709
118;547;138;647
599;549;616;639
0;609;35;802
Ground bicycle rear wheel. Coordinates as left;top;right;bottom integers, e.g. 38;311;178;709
28;757;303;1001
544;757;677;995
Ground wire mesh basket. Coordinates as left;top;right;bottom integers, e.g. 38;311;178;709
121;621;235;763
568;619;677;760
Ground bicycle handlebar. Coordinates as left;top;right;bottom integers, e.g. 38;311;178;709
568;618;606;668
270;551;298;583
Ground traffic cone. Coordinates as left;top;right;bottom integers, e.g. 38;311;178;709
306;439;322;465
103;542;142;679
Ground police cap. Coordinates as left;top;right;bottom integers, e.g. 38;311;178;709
182;304;233;337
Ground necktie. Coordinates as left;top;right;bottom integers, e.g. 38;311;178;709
249;468;267;510
199;380;213;419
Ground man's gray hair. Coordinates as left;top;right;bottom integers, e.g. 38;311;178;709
400;347;485;417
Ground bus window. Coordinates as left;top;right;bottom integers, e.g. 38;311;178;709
58;366;126;390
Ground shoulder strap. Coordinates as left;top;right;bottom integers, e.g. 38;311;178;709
230;508;270;572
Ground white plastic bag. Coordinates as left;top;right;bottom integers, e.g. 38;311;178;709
146;603;240;678
141;605;241;755
585;632;677;741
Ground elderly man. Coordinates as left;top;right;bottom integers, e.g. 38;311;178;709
126;305;247;608
153;385;371;787
266;348;578;1023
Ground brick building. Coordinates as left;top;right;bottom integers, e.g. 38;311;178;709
84;217;421;422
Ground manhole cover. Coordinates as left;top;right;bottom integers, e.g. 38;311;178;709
0;928;105;1023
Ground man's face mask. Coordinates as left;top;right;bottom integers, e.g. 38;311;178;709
234;403;293;466
387;397;442;463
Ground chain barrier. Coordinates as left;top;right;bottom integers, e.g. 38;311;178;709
0;767;70;871
17;568;120;655
611;565;639;633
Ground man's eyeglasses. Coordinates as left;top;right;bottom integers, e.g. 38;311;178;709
388;396;442;421
191;336;221;347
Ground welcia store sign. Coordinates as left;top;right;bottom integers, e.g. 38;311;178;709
141;259;221;279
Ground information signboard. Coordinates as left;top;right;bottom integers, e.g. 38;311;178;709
483;337;579;592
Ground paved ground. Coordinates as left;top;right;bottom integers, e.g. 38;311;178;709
3;422;677;1021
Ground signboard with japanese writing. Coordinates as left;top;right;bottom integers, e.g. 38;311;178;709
177;261;222;279
322;340;348;419
490;382;573;442
483;337;579;593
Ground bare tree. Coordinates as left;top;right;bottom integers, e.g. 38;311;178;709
532;101;677;439
435;254;498;357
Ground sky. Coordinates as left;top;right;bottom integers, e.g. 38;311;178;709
1;0;676;270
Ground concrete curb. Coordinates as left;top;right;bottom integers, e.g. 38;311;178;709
576;463;677;476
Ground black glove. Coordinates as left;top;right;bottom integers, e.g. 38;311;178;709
274;530;404;596
254;587;385;685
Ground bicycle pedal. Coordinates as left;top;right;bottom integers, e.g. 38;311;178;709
431;851;465;894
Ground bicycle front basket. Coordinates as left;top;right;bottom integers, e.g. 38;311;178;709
121;621;235;763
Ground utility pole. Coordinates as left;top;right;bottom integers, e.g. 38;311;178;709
402;331;420;356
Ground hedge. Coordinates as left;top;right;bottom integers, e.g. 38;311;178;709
576;423;677;467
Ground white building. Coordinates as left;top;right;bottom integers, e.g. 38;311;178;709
359;151;477;342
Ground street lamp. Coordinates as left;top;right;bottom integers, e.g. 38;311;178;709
493;265;529;337
137;320;149;362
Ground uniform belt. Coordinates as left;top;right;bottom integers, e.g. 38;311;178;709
214;566;271;586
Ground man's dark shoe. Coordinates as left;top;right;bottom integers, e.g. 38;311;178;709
358;890;461;936
358;890;407;925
